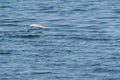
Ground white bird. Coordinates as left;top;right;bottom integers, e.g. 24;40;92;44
30;24;45;29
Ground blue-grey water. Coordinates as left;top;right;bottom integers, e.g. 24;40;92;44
0;0;120;80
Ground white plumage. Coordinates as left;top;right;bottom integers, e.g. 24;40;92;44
30;24;45;28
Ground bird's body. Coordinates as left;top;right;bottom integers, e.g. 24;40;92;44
30;24;45;28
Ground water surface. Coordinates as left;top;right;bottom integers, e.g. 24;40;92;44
0;0;120;80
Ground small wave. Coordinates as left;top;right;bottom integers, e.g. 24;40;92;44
54;76;73;79
96;16;120;19
1;20;23;23
46;19;65;22
0;5;13;9
0;50;11;55
71;8;86;12
69;37;115;41
93;68;120;73
16;34;40;38
43;10;58;13
56;24;74;27
16;70;53;75
31;71;52;75
0;24;18;27
113;9;120;14
39;6;54;11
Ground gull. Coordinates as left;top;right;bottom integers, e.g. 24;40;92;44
30;24;45;29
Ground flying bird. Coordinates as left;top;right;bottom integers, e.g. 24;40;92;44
30;24;45;29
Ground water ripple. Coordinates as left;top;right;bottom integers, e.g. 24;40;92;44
0;0;120;80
